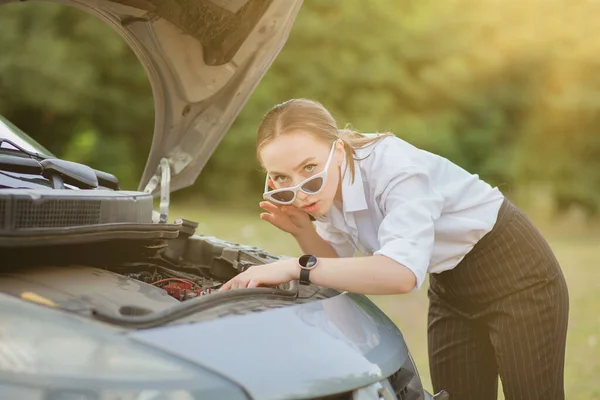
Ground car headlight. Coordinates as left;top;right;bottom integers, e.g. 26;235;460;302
388;351;425;399
0;296;249;400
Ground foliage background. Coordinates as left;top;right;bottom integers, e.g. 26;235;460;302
2;0;600;216
1;1;599;398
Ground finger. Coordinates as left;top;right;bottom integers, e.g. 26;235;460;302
247;278;260;288
260;212;275;223
219;280;233;292
280;206;295;215
235;276;253;290
285;207;311;224
260;201;282;214
283;206;306;217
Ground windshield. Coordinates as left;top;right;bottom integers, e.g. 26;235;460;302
0;114;55;157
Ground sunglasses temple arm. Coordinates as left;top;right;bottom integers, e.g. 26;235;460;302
319;142;335;174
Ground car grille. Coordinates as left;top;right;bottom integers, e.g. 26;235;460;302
0;189;155;232
13;199;101;228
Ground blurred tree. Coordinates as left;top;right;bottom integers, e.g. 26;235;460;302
1;0;600;214
194;0;532;204
0;2;154;189
474;0;600;215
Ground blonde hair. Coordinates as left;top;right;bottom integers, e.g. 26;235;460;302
256;98;393;183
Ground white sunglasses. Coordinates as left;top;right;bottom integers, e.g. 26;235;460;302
263;141;337;205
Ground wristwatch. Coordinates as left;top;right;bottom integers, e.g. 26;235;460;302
297;254;319;285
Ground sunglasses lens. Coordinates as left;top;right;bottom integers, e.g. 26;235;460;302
302;177;324;193
272;190;295;202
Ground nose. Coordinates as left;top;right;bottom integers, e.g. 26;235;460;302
293;190;309;208
296;190;308;201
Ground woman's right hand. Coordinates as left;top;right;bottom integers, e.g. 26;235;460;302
259;201;314;236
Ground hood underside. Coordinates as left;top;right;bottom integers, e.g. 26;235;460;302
0;0;303;193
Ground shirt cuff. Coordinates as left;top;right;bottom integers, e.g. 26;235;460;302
373;240;430;291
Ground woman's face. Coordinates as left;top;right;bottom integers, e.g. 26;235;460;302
260;130;344;217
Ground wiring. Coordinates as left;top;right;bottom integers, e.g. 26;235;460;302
150;277;197;287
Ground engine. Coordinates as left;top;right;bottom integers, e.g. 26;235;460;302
117;222;283;301
0;218;284;311
122;269;219;301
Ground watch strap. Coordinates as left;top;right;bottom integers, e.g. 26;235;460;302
299;268;311;285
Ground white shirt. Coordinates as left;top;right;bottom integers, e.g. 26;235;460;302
314;134;505;291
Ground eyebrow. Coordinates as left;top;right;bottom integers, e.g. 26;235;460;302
269;157;316;176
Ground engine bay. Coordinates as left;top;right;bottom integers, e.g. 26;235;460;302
125;272;218;301
0;218;287;315
117;228;282;303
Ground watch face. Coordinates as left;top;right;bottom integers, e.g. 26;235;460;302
299;254;318;269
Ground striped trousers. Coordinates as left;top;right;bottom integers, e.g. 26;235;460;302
427;199;569;399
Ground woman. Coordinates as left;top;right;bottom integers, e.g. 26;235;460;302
219;98;569;400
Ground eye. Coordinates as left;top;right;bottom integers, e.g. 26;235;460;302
273;175;288;183
304;164;317;173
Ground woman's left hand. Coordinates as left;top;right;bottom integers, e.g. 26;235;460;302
218;258;298;291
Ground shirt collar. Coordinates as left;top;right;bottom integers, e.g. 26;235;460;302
315;154;368;223
340;154;368;213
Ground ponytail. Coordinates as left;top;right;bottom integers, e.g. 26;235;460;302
338;125;394;183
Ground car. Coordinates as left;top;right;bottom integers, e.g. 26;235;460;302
0;0;448;399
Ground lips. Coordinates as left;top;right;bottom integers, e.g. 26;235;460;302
302;201;319;213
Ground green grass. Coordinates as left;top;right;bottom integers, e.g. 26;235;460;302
171;200;600;400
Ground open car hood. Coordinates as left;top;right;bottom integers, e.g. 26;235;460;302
0;0;302;193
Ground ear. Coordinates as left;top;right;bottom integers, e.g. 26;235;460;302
336;140;345;167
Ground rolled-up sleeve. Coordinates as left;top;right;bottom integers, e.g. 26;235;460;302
314;222;356;258
373;166;444;291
